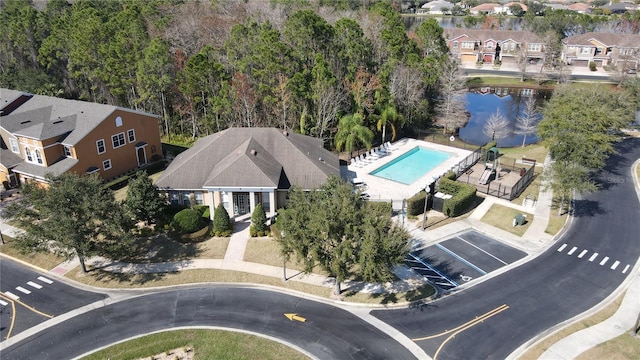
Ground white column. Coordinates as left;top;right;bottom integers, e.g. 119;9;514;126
207;191;215;220
249;191;256;214
269;191;276;216
226;191;235;221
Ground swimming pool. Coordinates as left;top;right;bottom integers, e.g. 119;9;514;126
370;147;451;185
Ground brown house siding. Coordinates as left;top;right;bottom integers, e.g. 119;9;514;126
68;109;162;179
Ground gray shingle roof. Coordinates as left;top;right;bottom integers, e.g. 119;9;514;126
155;128;340;190
0;88;158;144
12;156;78;179
444;28;542;44
562;32;640;48
0;148;22;168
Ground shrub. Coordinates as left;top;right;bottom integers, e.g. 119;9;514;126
407;191;428;216
367;201;392;215
437;178;477;217
212;204;232;236
589;61;597;71
251;204;267;234
171;208;205;233
194;205;208;216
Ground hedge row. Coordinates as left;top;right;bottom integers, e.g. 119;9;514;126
407;191;428;216
438;178;477;217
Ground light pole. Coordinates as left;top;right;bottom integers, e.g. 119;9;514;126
281;230;287;281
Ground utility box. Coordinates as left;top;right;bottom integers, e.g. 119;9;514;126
514;213;526;226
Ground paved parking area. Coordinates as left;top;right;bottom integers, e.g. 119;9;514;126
406;230;527;290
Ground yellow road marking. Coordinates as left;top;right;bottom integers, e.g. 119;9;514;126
1;295;17;340
432;304;510;360
412;304;509;341
0;292;53;319
284;313;306;322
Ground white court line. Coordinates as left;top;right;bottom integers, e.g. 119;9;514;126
4;291;19;300
16;286;31;295
599;257;609;266
27;281;42;289
622;265;630;274
0;299;7;306
567;247;577;255
37;276;53;284
557;244;567;252
589;253;599;262
610;261;620;270
578;250;588;258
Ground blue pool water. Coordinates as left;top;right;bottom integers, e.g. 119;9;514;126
370;147;450;185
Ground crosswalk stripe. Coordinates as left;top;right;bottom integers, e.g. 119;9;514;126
622;265;630;274
578;250;588;258
37;276;53;284
599;257;609;266
567;247;577;255
557;244;567;252
16;286;31;294
589;253;598;262
610;261;620;270
4;291;20;300
27;281;43;289
0;299;8;306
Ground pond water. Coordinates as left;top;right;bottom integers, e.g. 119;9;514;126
458;86;552;147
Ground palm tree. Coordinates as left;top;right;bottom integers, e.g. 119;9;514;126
334;113;374;159
376;105;405;143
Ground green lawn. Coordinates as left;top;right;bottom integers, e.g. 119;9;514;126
481;204;533;237
81;329;309;360
0;235;65;270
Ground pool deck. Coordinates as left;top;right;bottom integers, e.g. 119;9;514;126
344;138;473;202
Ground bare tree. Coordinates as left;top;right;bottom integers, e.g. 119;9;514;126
514;96;540;147
389;63;425;123
483;109;512;142
312;81;348;141
516;44;529;82
435;60;468;134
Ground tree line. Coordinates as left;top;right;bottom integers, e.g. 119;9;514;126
1;0;455;150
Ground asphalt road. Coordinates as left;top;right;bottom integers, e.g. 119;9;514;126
0;258;107;341
372;137;640;359
2;286;417;360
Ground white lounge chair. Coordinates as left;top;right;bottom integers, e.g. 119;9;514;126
368;149;379;160
359;153;369;164
377;145;387;156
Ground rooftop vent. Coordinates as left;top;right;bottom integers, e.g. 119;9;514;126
53;120;63;124
251;149;257;156
283;130;289;136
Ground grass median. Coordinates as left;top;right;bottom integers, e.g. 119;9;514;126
81;329;309;360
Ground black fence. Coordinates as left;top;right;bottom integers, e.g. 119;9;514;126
457;161;536;201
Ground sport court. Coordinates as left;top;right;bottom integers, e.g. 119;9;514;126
406;230;527;290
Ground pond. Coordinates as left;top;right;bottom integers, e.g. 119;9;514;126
458;86;552;147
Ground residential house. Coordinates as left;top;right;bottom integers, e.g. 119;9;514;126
444;29;544;65
469;3;502;14
0;88;162;186
154;127;340;221
418;0;456;15
567;3;591;14
499;2;528;15
561;32;640;71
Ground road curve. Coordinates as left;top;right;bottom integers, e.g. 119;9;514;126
372;137;640;359
1;286;417;360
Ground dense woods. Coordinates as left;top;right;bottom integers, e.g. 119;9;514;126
0;0;451;148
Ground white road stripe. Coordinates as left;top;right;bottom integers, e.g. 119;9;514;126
610;261;620;270
4;291;19;300
0;299;8;306
37;276;53;284
16;286;31;294
589;253;599;262
567;247;577;255
557;244;567;252
578;250;588;258
622;265;630;274
27;281;42;289
599;257;609;266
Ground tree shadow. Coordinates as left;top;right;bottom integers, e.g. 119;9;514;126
571;199;606;218
119;233;204;263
